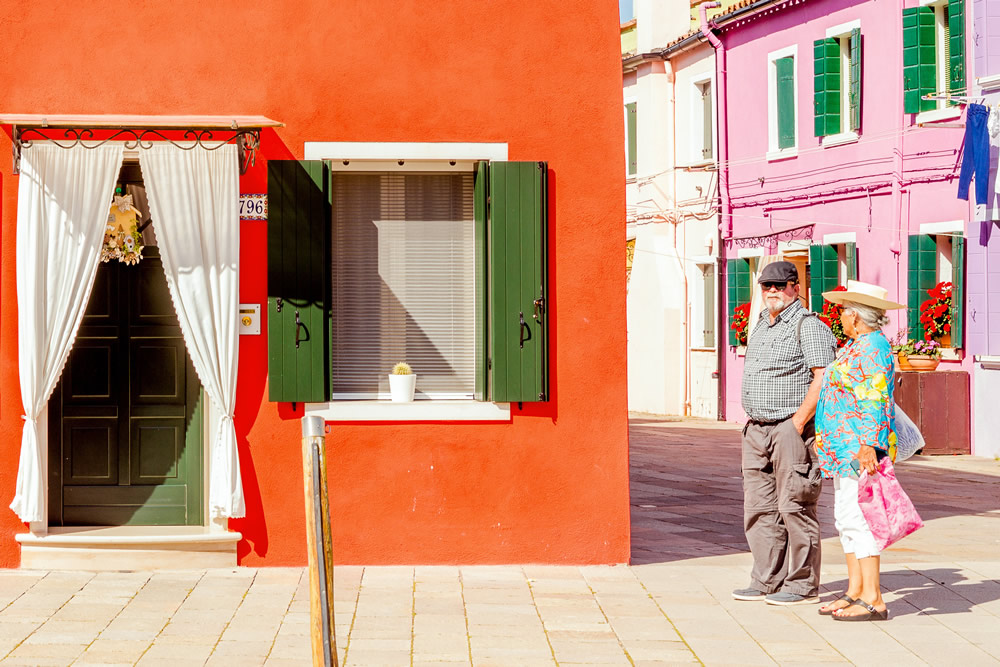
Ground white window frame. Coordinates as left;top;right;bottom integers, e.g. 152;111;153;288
767;44;799;161
301;141;512;421
689;71;715;165
821;20;862;147
691;257;717;350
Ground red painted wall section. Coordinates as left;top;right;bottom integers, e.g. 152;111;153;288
0;1;629;566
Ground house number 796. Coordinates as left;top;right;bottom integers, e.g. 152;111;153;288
239;194;268;220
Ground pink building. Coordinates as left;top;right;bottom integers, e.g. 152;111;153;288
713;0;986;454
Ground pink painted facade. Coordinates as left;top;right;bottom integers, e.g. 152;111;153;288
716;1;980;448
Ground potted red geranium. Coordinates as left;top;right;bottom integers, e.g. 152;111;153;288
731;303;751;346
919;281;952;345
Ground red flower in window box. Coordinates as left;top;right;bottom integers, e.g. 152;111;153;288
818;286;849;347
731;302;751;346
918;281;952;341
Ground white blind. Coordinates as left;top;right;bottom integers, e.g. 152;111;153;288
331;171;475;398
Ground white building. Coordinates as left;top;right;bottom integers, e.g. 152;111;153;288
624;0;721;418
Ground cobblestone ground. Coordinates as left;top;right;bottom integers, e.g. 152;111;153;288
0;417;997;666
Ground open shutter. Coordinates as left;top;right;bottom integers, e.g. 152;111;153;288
776;57;796;149
846;241;858;281
907;234;937;340
702;84;713;160
727;258;751;346
813;39;840;137
267;160;331;403
948;0;966;97
903;7;937;114
489;161;548;402
809;244;838;312
626;102;637;175
474;161;488;401
951;234;965;348
849;28;862;132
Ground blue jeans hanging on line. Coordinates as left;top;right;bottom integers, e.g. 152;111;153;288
958;104;990;206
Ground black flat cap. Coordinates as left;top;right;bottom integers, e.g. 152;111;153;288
757;261;798;284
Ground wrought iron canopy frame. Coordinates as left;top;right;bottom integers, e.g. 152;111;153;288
724;223;814;249
11;124;261;175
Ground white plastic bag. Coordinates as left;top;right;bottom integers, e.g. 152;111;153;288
894;404;925;462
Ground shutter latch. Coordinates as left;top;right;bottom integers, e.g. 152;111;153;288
519;311;532;349
533;297;545;320
276;297;283;313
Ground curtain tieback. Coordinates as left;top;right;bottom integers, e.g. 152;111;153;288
21;415;36;425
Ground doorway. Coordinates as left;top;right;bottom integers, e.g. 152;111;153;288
46;163;204;526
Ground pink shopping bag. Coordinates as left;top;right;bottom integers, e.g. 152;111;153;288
857;457;924;551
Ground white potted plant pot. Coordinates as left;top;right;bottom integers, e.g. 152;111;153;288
388;373;416;402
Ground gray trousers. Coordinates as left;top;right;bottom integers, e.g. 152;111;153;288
742;418;823;596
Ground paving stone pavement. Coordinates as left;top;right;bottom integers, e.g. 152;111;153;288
0;417;998;666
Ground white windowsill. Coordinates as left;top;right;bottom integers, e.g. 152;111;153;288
679;158;716;169
821;131;860;148
940;347;962;362
766;148;798;162
915;108;963;126
978;74;1000;91
305;400;512;422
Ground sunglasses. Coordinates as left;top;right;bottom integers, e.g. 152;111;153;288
760;281;791;290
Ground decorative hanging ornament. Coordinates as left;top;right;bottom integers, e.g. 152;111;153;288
102;191;145;265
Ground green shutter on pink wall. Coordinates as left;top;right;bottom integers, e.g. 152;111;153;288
776;57;796;149
948;0;966;96
813;38;840;137
903;7;937;114
849;28;862;132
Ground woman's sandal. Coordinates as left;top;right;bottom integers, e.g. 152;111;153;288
818;594;855;616
831;599;889;622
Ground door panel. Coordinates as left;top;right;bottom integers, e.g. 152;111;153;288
49;247;203;526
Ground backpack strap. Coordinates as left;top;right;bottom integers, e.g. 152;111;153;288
796;311;817;346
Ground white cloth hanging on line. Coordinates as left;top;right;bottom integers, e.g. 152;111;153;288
139;143;245;519
10;143;124;523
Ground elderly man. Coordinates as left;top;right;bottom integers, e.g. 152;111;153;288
733;261;837;606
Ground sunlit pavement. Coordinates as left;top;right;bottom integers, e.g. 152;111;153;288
1;416;998;666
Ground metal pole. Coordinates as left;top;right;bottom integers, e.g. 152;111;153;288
302;415;337;667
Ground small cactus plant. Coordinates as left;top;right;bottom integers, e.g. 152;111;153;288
391;362;412;375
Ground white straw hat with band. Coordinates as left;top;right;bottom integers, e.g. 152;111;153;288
822;280;906;310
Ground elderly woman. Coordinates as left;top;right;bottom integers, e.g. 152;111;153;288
814;280;904;622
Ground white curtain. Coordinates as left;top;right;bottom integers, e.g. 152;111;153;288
139;144;244;518
10;144;124;523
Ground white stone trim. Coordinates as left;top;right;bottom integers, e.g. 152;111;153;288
919;220;964;235
821;131;860;148
826;19;861;38
305;401;511;422
823;232;857;244
737;247;766;258
766;148;798;162
304;142;508;162
916;108;963;125
978;74;1000;91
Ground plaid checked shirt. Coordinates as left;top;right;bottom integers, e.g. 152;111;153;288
741;299;837;422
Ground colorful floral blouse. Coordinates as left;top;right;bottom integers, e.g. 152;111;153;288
815;331;897;478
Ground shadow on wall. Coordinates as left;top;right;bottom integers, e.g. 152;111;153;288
629;422;1000;566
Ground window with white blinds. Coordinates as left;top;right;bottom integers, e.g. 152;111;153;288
330;171;476;399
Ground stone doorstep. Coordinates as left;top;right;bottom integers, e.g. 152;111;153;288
16;526;241;571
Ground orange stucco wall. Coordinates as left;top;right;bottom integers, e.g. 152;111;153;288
0;0;629;566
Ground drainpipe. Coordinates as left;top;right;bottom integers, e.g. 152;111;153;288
700;2;729;420
668;59;691;417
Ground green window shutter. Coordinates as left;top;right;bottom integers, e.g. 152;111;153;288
266;160;331;403
846;241;858;281
903;7;937;114
489;161;549;402
776;56;796;149
951;234;965;348
813;39;840;137
907;234;937;340
809;244;838;312
702;84;713;160
727;258;751;346
849;28;862;132
703;265;715;348
474;161;489;401
948;0;966;97
626;102;637;175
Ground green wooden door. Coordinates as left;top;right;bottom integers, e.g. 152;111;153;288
48;247;203;526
